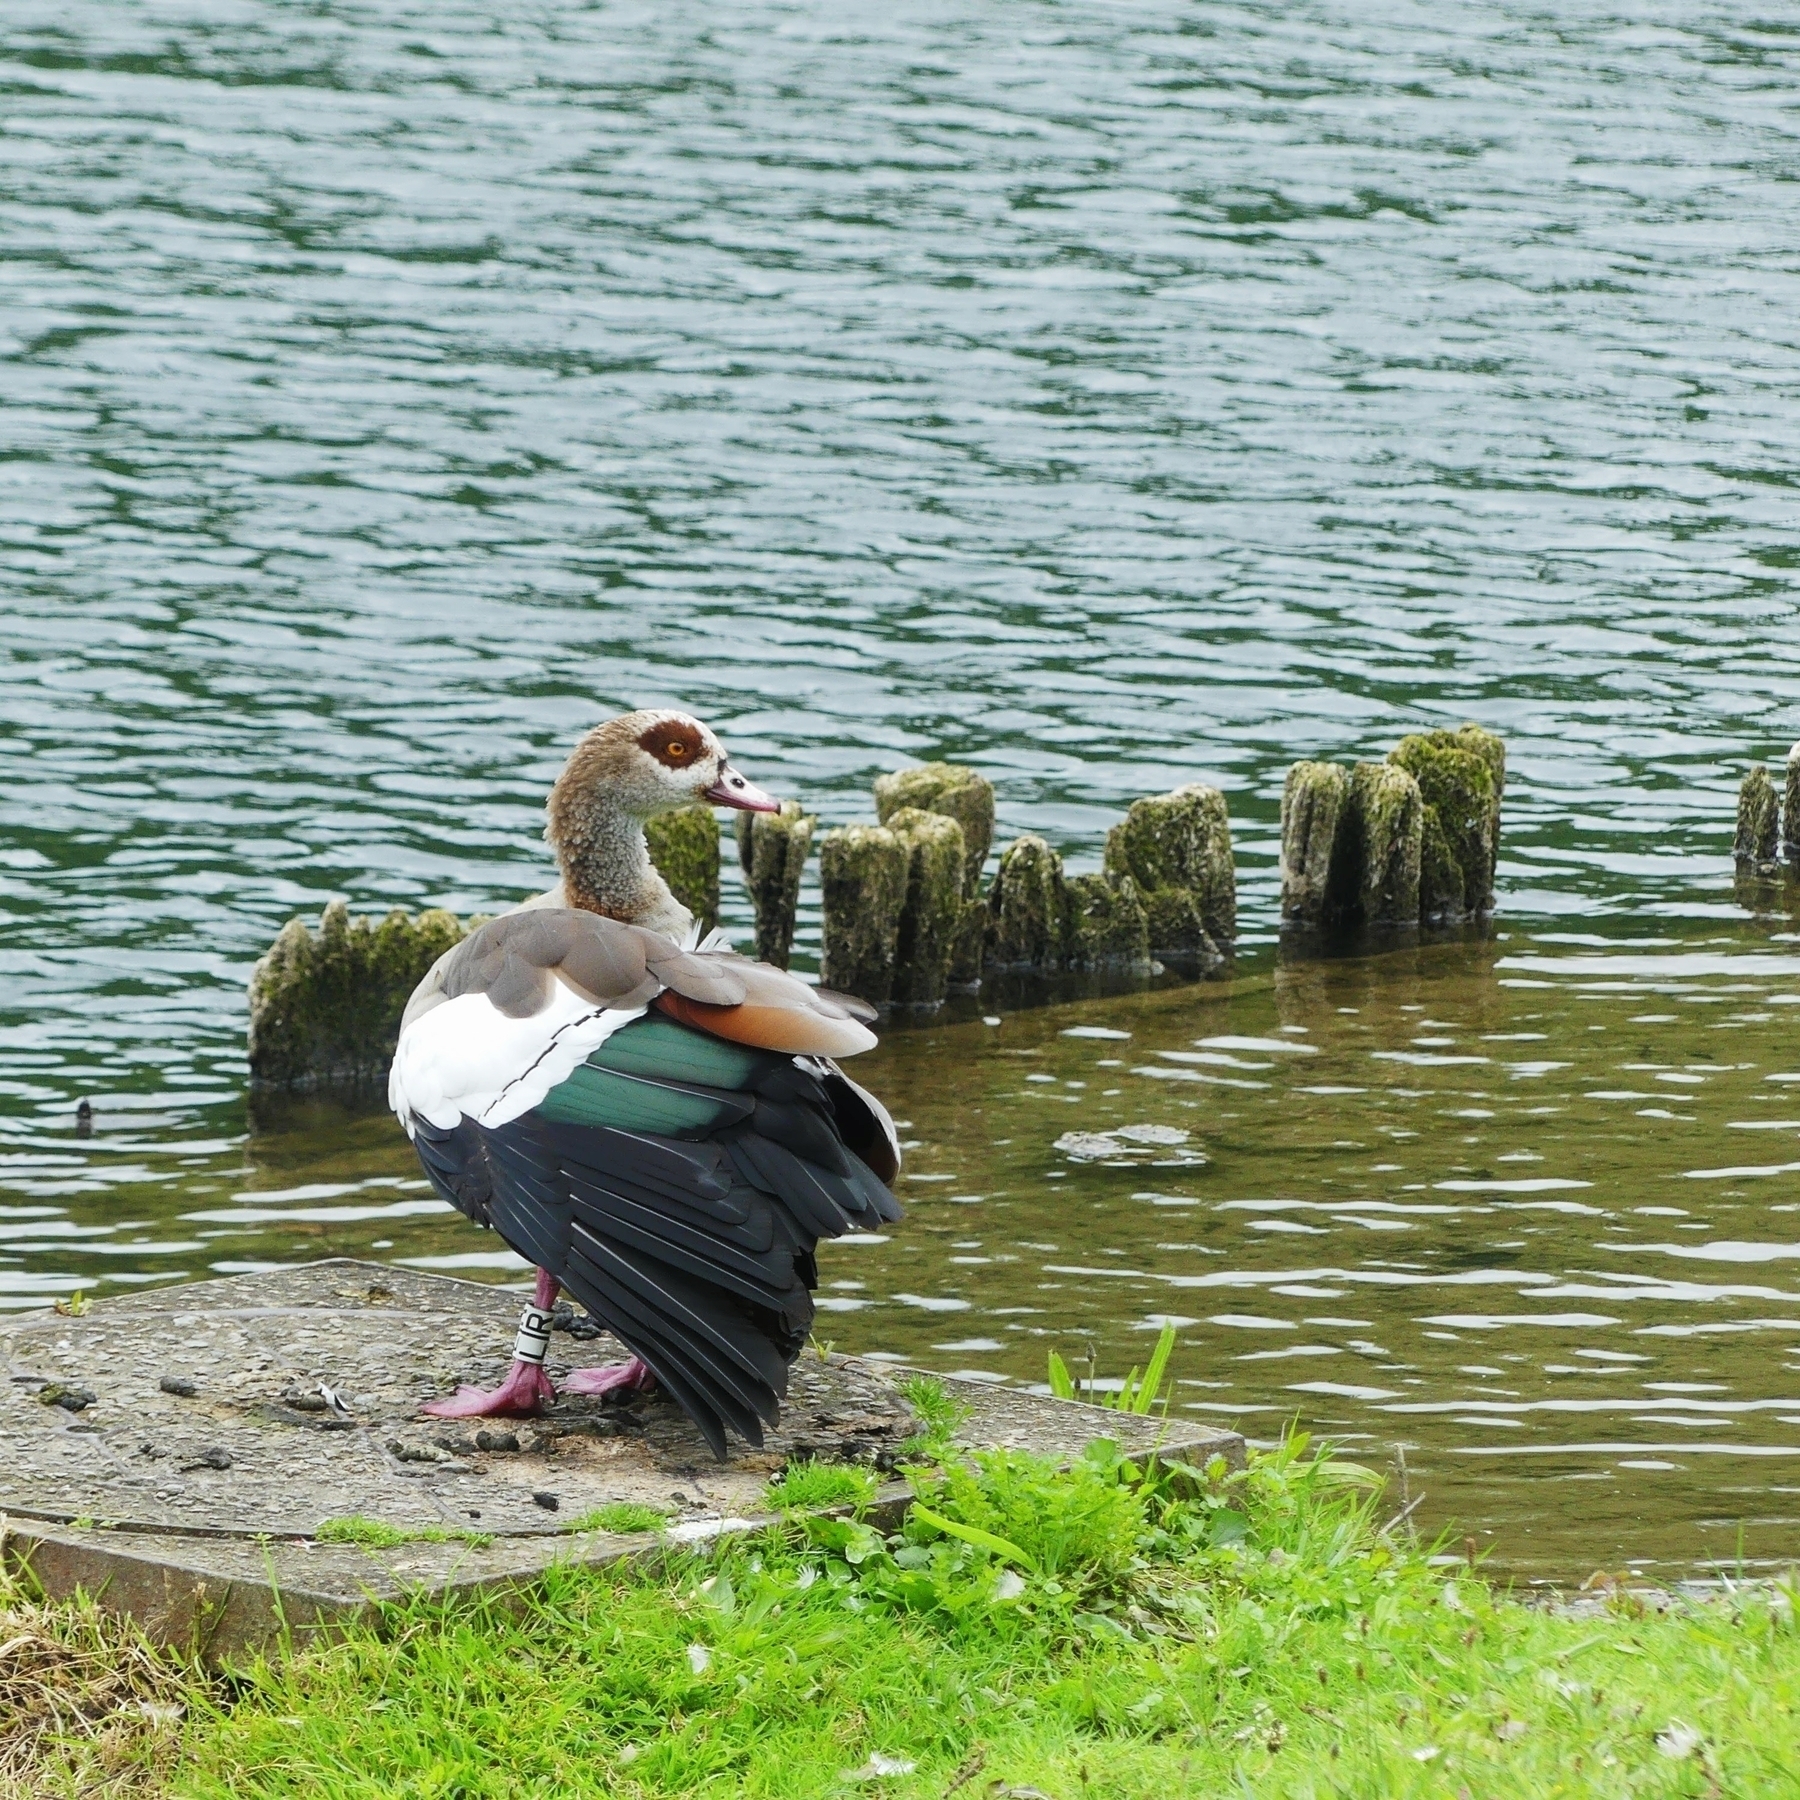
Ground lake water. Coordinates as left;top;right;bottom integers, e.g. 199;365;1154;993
4;0;1800;1581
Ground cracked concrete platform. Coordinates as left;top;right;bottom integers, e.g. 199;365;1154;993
0;1260;1243;1660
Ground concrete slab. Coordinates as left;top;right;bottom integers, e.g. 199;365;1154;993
0;1261;1243;1660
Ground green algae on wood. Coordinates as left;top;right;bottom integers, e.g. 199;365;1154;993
873;764;995;899
1349;760;1422;925
818;824;910;1004
1787;746;1800;866
642;804;720;934
1388;725;1504;919
1062;871;1152;973
947;897;988;990
986;835;1067;972
1102;783;1235;950
1736;764;1779;869
735;801;814;969
885;807;968;1007
1280;761;1353;924
248;901;467;1087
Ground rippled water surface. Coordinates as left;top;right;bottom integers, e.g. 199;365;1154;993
4;0;1800;1579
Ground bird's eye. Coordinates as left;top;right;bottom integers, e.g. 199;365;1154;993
666;742;687;757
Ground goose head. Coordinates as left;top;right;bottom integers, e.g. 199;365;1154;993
545;710;780;932
549;709;780;829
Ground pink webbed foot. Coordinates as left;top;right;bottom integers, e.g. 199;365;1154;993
421;1357;556;1419
560;1357;656;1399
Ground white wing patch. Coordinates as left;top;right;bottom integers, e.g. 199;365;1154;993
389;977;646;1133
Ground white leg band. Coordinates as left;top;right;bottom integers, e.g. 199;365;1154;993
513;1303;555;1367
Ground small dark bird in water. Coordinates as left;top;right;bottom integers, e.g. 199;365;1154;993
389;710;902;1458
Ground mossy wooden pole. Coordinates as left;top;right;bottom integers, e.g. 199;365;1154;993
884;808;967;1007
1388;725;1503;920
874;764;994;897
1062;872;1151;972
818;825;909;1004
247;902;468;1087
735;801;814;969
1787;745;1800;866
986;835;1067;972
1280;761;1351;924
1737;765;1779;869
642;805;721;934
875;763;996;987
1349;761;1422;925
1102;784;1234;965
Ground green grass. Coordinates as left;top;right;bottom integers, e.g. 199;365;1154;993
569;1502;671;1536
1049;1319;1178;1414
313;1516;493;1549
761;1458;880;1514
895;1370;971;1458
18;1435;1800;1798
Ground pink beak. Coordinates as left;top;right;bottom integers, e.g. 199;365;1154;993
702;762;781;814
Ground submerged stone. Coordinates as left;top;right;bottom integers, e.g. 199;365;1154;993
643;804;721;934
1280;761;1353;924
1737;764;1779;869
986;835;1067;972
735;801;815;969
1103;783;1236;951
819;823;910;1003
1349;760;1423;925
884;807;968;1007
1388;726;1503;919
247;900;468;1087
1062;871;1152;972
874;763;995;898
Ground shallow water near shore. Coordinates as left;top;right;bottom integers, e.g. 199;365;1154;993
13;917;1800;1585
5;0;1800;1582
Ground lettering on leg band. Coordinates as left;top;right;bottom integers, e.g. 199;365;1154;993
513;1303;555;1367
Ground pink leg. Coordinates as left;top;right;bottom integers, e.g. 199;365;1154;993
421;1268;561;1419
421;1358;555;1419
561;1356;656;1398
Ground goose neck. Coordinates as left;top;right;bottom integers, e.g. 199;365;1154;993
559;804;659;921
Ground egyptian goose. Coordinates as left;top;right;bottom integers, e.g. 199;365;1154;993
388;710;901;1457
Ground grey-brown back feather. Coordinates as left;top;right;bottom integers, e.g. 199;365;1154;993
419;908;867;1029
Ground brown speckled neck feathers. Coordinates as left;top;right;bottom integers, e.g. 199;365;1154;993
546;800;670;925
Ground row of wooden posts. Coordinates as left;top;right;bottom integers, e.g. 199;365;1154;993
246;725;1506;1085
1735;747;1800;872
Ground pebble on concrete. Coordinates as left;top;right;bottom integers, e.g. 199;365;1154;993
735;800;815;969
818;823;910;1004
643;804;721;935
